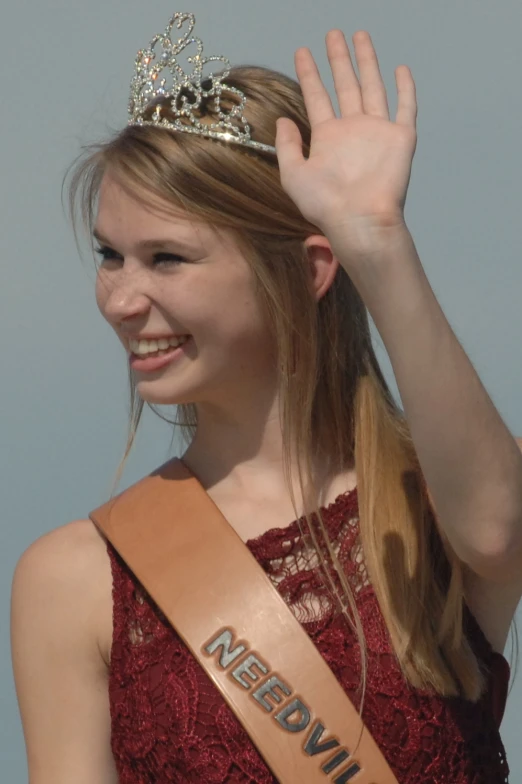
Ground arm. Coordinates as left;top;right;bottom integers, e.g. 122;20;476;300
274;26;522;583
10;522;118;784
345;226;522;581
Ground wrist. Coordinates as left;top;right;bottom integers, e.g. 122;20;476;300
329;219;415;282
327;214;410;258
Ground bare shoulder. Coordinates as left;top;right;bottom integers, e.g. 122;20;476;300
11;520;118;782
14;518;114;670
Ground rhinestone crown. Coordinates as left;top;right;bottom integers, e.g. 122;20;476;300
128;10;278;156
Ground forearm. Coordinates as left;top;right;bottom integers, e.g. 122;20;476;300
346;227;522;569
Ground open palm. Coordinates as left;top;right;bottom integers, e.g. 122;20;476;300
275;30;418;252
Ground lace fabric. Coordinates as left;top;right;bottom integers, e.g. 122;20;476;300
105;486;511;783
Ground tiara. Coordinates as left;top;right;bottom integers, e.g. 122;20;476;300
128;11;277;156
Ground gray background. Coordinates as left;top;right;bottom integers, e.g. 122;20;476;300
2;0;521;779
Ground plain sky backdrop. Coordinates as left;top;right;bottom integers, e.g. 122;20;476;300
2;0;521;779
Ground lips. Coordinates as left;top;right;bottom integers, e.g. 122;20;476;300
129;338;191;372
128;335;192;354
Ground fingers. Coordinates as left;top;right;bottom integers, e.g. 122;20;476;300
325;29;363;117
348;31;390;120
296;28;416;128
395;65;417;129
294;47;336;126
275;117;306;177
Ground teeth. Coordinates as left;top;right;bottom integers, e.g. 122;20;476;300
130;335;189;355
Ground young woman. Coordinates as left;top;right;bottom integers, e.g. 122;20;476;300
10;11;522;783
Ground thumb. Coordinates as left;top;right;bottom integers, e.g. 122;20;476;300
275;117;306;173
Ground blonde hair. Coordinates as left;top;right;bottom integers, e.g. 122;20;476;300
65;64;517;721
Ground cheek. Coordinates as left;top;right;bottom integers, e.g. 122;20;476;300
179;277;250;330
94;282;107;316
94;270;115;320
95;271;112;315
216;300;272;350
94;277;102;304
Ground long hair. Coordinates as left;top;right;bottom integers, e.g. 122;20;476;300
64;64;518;716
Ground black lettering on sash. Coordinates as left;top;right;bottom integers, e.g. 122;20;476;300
203;628;246;668
321;749;350;773
333;761;362;782
304;721;341;757
204;628;364;783
251;675;291;711
231;653;268;688
274;697;311;732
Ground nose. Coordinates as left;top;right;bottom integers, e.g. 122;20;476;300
96;265;153;326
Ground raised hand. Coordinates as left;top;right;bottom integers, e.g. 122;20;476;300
275;29;418;261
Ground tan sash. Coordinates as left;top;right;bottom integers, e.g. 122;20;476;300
89;456;399;784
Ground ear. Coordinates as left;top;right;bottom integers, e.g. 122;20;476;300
303;235;341;302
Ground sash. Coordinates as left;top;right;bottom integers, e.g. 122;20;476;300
89;456;399;784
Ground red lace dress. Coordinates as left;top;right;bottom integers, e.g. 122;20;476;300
105;486;511;783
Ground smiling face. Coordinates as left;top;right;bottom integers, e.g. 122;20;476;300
94;172;280;408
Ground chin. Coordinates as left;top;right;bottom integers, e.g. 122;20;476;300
134;382;197;407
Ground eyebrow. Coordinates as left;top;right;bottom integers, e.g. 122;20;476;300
92;229;199;253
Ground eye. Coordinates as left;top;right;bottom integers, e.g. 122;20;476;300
94;246;185;267
94;246;120;265
151;253;185;267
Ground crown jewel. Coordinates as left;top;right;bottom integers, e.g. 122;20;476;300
128;11;277;155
